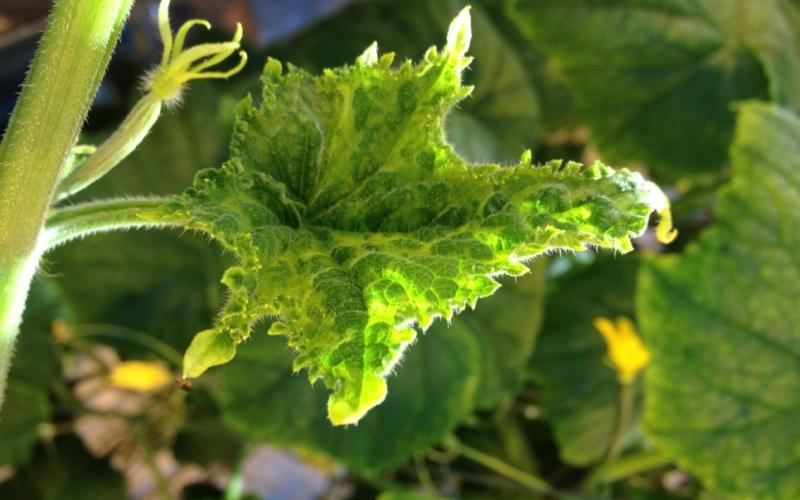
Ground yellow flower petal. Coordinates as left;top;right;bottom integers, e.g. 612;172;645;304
593;316;650;385
109;361;172;393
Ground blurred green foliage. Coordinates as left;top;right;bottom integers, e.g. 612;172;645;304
1;0;798;498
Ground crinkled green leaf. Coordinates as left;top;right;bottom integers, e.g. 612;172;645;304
638;104;800;498
154;11;671;425
530;255;642;466
217;319;479;474
277;0;541;163
508;0;800;178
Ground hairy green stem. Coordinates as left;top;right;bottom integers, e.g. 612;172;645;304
0;0;134;411
44;197;182;250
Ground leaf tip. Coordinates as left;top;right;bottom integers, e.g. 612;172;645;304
446;6;472;57
520;149;533;166
264;57;283;78
182;329;237;379
327;373;388;426
357;42;379;67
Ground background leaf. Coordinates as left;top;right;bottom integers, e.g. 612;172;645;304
12;280;64;389
638;104;800;498
454;259;547;410
0;382;51;467
508;0;800;178
530;255;643;466
0;436;126;500
0;280;65;468
217;321;479;475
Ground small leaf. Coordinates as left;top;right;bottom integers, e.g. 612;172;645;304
638;103;800;498
153;11;670;424
446;6;472;57
183;329;236;379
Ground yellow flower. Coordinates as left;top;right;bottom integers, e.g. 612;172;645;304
109;361;172;393
593;316;650;385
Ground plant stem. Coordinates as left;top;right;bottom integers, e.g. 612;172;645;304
606;382;635;463
448;438;553;496
0;0;134;410
414;453;436;494
44;197;183;250
585;449;671;486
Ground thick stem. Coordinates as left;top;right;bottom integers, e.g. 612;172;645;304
0;0;134;409
44;197;182;250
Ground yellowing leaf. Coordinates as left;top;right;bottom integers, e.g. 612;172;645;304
147;9;671;425
639;104;800;498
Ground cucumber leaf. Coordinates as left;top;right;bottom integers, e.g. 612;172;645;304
508;0;800;178
0;382;51;467
456;259;547;410
531;255;642;466
154;10;672;425
638;103;800;498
